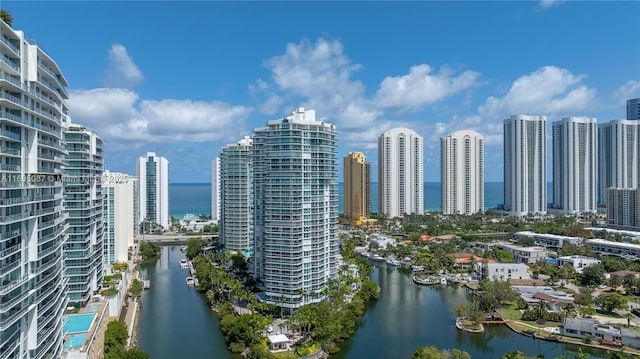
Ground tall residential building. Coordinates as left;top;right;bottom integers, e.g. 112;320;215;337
598;120;640;205
378;128;424;217
102;171;135;265
503;115;547;216
137;152;169;230
252;108;338;314
219;136;253;252
63;124;104;306
343;152;371;220
211;157;220;222
0;18;69;358
552;117;598;213
440;129;484;215
606;188;640;230
628;98;640;120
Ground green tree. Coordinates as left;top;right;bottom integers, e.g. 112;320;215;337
139;241;160;260
104;320;128;355
579;264;605;286
594;292;627;313
112;261;129;272
411;346;471;359
124;348;151;359
0;9;13;27
574;287;594;307
186;239;205;259
129;279;143;298
609;274;623;288
562;303;577;326
500;351;532;359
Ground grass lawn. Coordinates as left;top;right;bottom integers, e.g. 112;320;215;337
273;351;298;358
497;308;523;320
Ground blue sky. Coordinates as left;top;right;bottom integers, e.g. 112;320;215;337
6;1;640;182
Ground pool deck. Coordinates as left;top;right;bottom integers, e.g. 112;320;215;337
63;300;108;352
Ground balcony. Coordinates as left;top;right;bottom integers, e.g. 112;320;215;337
0;129;20;141
0;275;28;296
0;55;19;74
0;37;19;55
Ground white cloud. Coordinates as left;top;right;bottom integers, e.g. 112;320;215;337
479;66;597;117
260;38;382;144
538;0;565;9
106;44;144;87
431;66;598;148
258;38;481;148
68;88;252;146
374;64;480;112
613;80;640;102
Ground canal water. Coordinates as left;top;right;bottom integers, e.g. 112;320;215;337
136;246;232;358
137;246;607;359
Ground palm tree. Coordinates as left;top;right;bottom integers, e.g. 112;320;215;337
562;303;577;322
0;9;13;27
534;300;550;321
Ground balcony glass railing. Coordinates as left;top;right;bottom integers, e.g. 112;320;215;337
0;36;20;55
0;55;19;72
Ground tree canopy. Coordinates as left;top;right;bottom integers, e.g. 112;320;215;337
0;10;13;27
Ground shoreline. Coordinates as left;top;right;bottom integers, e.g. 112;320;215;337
500;317;640;356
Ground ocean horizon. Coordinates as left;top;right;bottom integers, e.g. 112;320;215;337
169;182;554;219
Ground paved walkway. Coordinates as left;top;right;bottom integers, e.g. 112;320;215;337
125;299;139;347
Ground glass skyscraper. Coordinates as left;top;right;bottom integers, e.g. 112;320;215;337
252;108;338;314
0;18;69;358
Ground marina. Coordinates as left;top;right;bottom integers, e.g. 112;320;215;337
137;247;609;359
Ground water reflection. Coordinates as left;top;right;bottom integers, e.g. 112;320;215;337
334;263;608;359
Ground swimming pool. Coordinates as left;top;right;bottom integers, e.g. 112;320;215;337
85;303;101;313
64;313;96;334
64;334;87;350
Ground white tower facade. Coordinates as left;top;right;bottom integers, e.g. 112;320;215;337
211;157;220;222
378;128;424;217
552;117;598;213
0;18;69;358
63;124;104;305
503;115;547;216
252;108;338;314
102;171;135;265
137;152;170;230
219;137;253;252
598;120;640;206
440;129;484;215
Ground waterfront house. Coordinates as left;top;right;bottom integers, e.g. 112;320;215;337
513;286;574;312
475;262;531;282
561;318;640;349
470;241;547;264
267;334;291;351
451;252;486;270
556;255;601;273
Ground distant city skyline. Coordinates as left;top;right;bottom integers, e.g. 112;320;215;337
5;1;638;182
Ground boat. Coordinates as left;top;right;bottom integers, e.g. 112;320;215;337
412;275;440;286
412;265;425;273
440;277;448;285
180;258;189;269
180;246;187;252
386;258;401;266
370;254;386;262
186;276;195;286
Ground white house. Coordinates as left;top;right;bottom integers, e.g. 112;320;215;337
475;262;531;282
556;255;600;273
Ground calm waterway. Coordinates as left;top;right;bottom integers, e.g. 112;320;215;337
137;246;607;359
